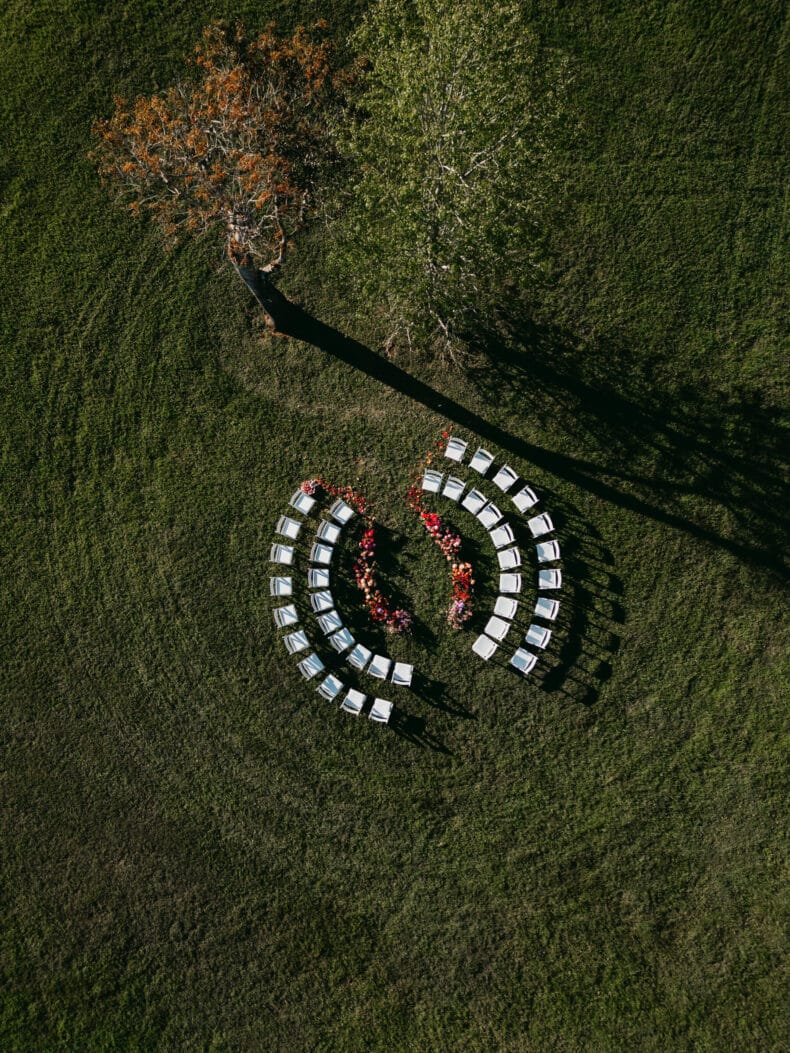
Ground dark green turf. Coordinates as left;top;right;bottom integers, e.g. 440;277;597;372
1;1;788;1049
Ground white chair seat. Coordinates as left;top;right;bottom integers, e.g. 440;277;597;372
347;644;372;671
309;589;334;613
310;543;333;565
484;615;511;641
297;653;325;679
317;674;343;700
391;662;413;687
444;437;468;462
276;515;302;540
477;503;503;529
497;546;521;570
442;476;465;502
492;465;518;492
499;573;522;593
317;520;342;544
472;634;498;660
369;697;394;723
461;489;487;514
494;596;518;620
422;469;443;493
534;597;560;621
526;624;552;650
273;604;298;628
307;568;330;589
528;513;554;538
536;541;560;563
270;576;292;596
469;447;494;475
512;486;538;513
329;627;355;652
490;523;515;549
317;610;343;634
290;489;316;515
511;648;538;675
283;630;309;654
329;498;355;525
340;688;366;715
270;543;294;566
538;568;562;590
369;654;393;679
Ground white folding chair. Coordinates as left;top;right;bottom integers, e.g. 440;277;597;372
270;543;294;566
317;674;344;701
391;662;413;687
472;634;498;660
329;498;355;525
499;573;523;594
329;627;355;652
477;503;504;529
526;624;552;650
272;604;298;628
528;513;554;538
275;515;302;540
317;610;343;635
347;644;372;671
369;698;394;724
422;469;443;493
340;688;366;715
270;576;292;597
511;648;538;675
297;653;325;679
310;543;333;565
469;447;494;475
484;615;511;641
494;596;518;620
534;597;560;621
490;523;515;549
442;476;465;502
536;540;560;563
538;568;562;590
317;520;342;545
283;630;309;654
497;546;522;570
368;654;393;679
307;568;330;589
290;489;316;515
512;486;538;513
444;437;468;462
310;589;334;613
491;465;518;492
461;489;487;515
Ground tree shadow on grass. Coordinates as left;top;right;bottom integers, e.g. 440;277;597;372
274;300;787;582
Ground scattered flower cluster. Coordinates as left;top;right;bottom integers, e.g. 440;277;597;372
407;431;475;629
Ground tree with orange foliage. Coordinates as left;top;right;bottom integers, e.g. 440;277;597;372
90;21;351;331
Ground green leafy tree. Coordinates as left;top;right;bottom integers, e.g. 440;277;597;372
340;0;570;359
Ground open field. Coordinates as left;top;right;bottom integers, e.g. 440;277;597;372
1;1;788;1049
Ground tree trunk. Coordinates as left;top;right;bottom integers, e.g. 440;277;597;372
232;261;296;334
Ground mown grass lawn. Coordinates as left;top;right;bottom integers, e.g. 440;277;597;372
1;1;787;1050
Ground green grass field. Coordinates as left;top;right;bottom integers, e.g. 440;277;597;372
2;1;788;1049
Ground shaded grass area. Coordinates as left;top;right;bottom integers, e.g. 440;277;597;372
1;1;788;1050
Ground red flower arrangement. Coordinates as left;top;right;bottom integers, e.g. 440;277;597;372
407;431;475;629
300;476;410;633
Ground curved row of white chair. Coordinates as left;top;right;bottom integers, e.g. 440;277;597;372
424;436;563;675
269;490;407;725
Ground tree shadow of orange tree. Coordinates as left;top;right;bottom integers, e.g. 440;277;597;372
260;287;787;583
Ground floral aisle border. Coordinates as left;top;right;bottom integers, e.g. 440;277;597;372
301;478;412;634
407;433;474;629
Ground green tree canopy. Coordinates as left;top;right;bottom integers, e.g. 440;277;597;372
340;0;570;359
